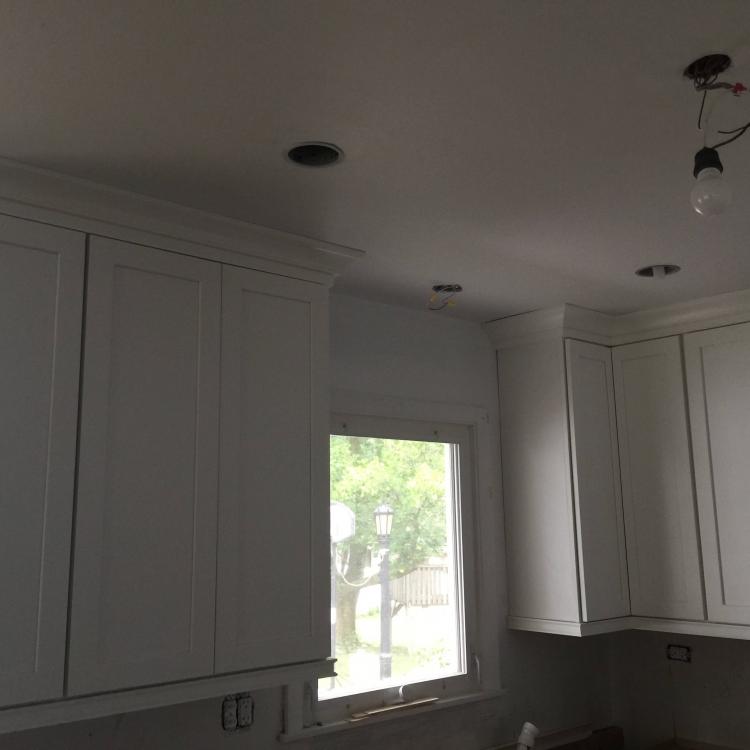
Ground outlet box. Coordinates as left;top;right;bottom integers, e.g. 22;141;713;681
237;693;254;728
666;644;691;663
222;696;238;731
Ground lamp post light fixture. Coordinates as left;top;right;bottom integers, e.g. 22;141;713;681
374;504;395;680
374;503;394;540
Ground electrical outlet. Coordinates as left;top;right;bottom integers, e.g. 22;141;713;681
237;693;254;728
222;696;238;731
666;644;692;663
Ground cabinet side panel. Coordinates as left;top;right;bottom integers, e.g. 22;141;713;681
686;322;750;625
497;339;579;622
565;340;630;621
613;337;704;620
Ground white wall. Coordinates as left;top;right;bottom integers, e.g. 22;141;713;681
0;294;614;750
609;630;750;750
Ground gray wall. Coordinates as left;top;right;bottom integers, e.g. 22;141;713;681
0;294;614;750
609;630;750;750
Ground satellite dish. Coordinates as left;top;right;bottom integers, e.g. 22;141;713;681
330;501;355;543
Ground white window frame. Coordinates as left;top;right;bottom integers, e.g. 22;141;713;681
282;390;500;738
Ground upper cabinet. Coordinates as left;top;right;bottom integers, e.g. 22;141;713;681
0;167;351;730
494;329;629;630
67;237;222;695
215;267;329;673
64;237;333;697
685;323;750;626
612;337;704;621
0;217;85;706
489;304;750;637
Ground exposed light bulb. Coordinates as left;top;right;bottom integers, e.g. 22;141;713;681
691;147;731;216
691;167;732;215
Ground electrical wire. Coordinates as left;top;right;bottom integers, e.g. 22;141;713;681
697;90;707;130
697;84;750;149
711;123;750;149
428;292;457;311
718;122;750;134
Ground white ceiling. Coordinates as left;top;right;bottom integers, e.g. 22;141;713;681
4;1;750;320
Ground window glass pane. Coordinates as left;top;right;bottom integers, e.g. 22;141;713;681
320;434;465;699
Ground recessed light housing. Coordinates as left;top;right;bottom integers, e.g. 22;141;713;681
635;264;681;278
432;283;463;294
286;142;343;167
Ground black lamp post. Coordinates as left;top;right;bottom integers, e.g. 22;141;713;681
374;503;395;680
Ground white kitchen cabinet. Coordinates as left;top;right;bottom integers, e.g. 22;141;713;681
612;337;704;621
0;216;84;705
215;266;330;672
685;322;750;625
493;327;629;629
0;166;350;729
67;237;221;695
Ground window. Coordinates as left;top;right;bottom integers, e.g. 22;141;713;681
312;411;480;723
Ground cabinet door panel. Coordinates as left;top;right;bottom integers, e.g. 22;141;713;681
215;267;329;672
685;323;750;625
0;216;84;705
68;237;220;694
613;337;704;620
566;340;630;621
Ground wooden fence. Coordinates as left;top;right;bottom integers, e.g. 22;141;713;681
391;561;449;607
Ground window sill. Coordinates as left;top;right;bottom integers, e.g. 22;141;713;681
278;689;508;743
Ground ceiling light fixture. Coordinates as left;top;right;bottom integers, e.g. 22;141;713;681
286;142;343;167
685;54;748;216
690;147;731;216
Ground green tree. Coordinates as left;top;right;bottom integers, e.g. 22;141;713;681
330;435;449;649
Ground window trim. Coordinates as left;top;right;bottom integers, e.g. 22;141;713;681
283;389;500;737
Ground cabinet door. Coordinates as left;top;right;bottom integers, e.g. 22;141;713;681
215;266;329;672
685;323;750;625
613;337;704;620
565;340;630;621
0;216;84;705
68;237;220;694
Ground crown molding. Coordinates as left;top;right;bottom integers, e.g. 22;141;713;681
483;304;611;348
484;290;750;349
0;158;363;281
608;287;750;343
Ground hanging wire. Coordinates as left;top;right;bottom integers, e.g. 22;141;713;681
711;123;750;149
718;122;750;134
697;89;707;130
696;80;750;149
